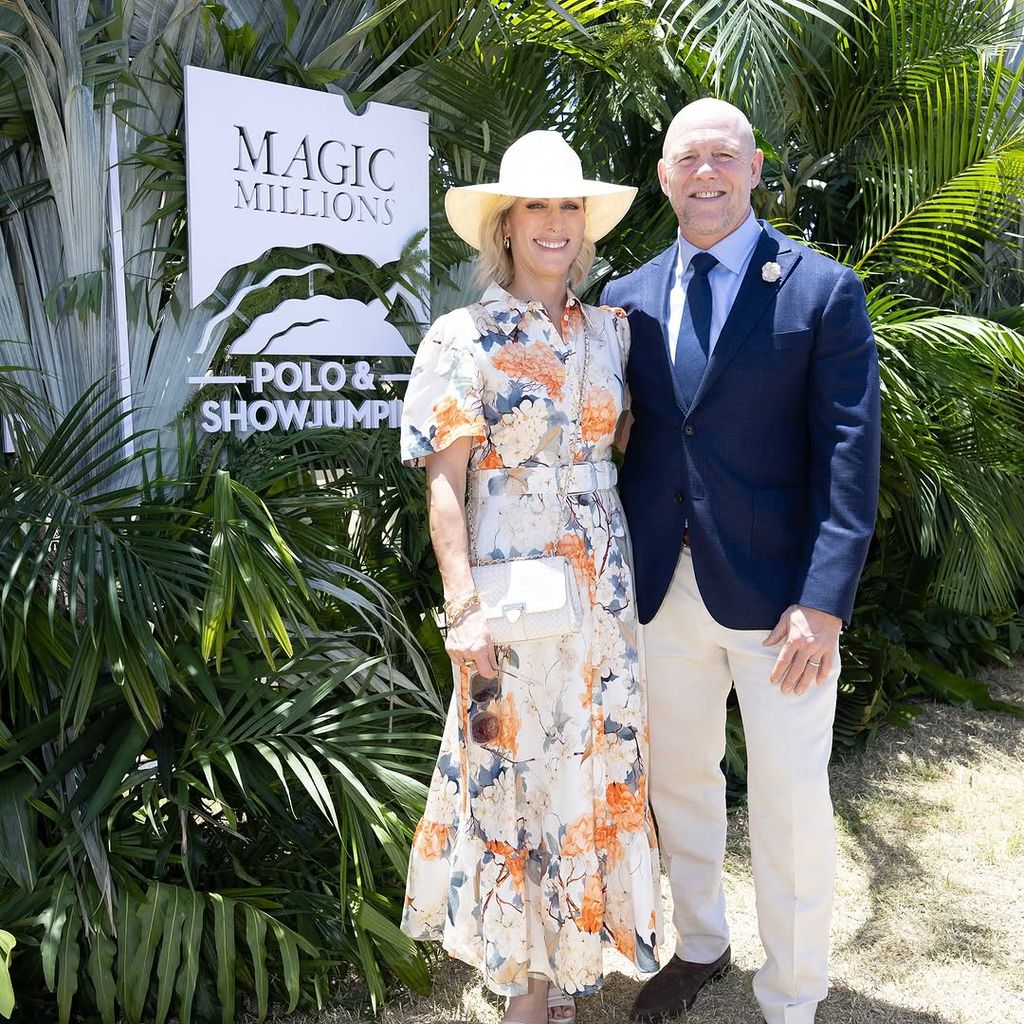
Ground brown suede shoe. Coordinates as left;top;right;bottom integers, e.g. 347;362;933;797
629;947;731;1022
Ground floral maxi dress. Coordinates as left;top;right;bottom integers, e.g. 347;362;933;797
399;283;662;996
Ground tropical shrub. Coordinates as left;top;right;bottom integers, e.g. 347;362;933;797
0;0;650;1019
0;386;444;1022
2;0;1023;1021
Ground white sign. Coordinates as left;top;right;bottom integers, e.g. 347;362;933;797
184;66;429;306
227;294;415;358
189;268;414;435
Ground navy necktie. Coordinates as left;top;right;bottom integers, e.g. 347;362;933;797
674;251;719;407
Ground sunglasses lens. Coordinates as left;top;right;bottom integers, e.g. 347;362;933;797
471;712;500;744
470;672;500;703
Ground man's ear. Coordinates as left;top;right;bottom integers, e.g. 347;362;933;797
657;157;670;197
750;149;765;190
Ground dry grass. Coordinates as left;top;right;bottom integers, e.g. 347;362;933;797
309;663;1024;1024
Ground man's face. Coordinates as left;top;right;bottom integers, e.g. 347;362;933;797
658;109;763;249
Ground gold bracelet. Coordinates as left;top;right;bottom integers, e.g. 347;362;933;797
444;590;480;624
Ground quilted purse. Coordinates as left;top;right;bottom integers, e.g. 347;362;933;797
470;556;583;644
465;304;590;644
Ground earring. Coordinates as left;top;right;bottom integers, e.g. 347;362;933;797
503;236;511;251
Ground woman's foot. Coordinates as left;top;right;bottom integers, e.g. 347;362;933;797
501;976;549;1024
547;983;576;1021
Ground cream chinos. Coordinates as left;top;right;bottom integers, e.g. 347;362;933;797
643;545;840;1024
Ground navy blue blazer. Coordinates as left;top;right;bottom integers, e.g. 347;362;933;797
601;221;880;628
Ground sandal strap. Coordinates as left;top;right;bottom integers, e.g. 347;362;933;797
546;984;576;1010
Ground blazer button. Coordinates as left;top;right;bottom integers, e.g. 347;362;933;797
683;424;695;436
674;493;684;504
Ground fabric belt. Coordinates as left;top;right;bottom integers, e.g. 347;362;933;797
468;460;617;497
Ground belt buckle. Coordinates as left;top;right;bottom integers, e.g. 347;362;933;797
565;462;598;493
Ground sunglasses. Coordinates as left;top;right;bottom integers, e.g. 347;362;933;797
467;646;512;745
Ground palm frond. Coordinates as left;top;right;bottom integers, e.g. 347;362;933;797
872;297;1024;613
854;56;1024;297
659;0;868;129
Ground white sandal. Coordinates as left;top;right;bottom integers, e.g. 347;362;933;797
547;984;577;1022
501;975;560;1024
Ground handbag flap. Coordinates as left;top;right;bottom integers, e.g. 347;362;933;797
474;558;572;619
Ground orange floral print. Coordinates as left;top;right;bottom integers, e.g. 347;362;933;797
562;813;594;858
579;873;604;933
610;918;637;959
559;303;585;341
593;798;624;867
556;532;595;597
579;654;595;710
458;664;471;721
582;386;618;442
492;341;567;399
431;395;483;451
607;780;646;833
486;840;526;890
494;693;521;754
412;820;449;860
478;448;504;469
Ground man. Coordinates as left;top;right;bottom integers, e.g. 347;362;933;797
601;99;880;1024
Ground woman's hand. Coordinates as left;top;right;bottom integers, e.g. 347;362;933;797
446;607;499;677
423;438;498;676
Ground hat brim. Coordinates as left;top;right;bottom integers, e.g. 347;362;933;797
445;181;637;250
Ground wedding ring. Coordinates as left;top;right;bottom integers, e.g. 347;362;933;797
808;660;821;667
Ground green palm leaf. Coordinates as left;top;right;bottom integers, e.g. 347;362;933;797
855;56;1024;294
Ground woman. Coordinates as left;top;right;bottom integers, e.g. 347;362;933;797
400;131;661;1024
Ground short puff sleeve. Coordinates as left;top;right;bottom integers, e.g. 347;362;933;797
400;308;487;469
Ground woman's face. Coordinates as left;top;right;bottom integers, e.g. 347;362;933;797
502;197;586;290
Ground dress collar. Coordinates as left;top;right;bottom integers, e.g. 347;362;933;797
479;282;585;337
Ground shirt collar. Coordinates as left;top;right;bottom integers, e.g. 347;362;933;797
479;282;584;336
677;209;762;277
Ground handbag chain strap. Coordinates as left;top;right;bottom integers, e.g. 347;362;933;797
466;302;590;566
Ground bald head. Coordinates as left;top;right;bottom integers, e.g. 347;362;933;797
657;98;763;248
663;99;756;159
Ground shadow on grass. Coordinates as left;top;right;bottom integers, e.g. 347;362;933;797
575;969;954;1024
827;694;1024;970
380;964;956;1024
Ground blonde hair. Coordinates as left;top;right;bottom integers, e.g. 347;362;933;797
473;196;597;291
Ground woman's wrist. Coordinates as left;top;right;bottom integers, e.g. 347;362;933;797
443;588;480;625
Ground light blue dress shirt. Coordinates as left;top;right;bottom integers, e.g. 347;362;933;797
667;210;763;360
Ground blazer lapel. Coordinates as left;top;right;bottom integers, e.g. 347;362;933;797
640;241;686;410
650;240;678;356
688;225;800;411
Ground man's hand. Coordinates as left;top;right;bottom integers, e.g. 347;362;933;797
762;604;842;695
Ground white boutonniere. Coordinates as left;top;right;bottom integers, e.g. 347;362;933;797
761;261;782;283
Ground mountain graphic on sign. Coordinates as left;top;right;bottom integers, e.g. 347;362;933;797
227;294;415;357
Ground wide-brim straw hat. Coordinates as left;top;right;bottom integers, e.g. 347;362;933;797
445;130;637;250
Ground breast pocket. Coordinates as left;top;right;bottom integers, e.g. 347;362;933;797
743;327;812;355
772;328;812;351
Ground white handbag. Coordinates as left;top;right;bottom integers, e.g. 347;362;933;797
471;555;583;644
465;303;590;645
